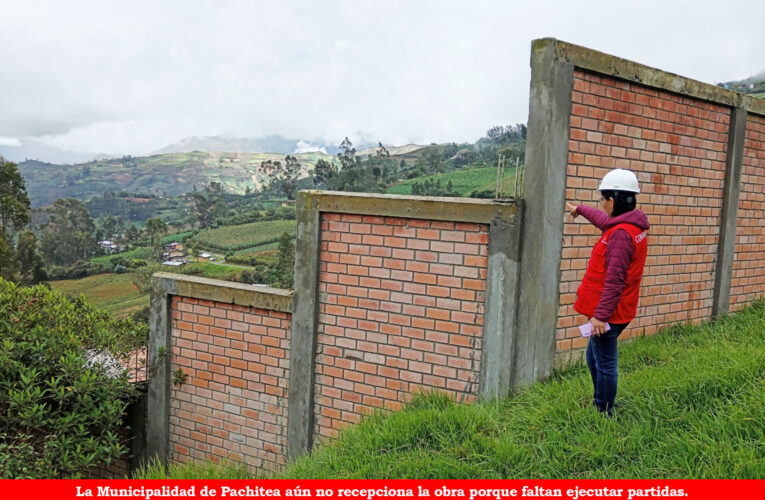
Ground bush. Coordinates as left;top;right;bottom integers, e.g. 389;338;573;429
48;260;110;280
0;279;148;478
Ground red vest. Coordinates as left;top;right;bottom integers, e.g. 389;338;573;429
574;223;648;323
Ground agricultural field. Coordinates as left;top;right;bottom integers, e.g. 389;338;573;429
53;261;247;319
51;273;148;318
192;219;296;251
386;166;521;197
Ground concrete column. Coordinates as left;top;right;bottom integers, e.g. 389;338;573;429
514;38;574;388
287;191;322;460
479;207;523;400
712;107;747;318
145;276;177;465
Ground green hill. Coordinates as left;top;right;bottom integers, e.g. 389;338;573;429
18;151;335;207
718;73;765;97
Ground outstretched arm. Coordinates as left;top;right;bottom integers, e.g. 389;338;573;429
567;203;609;231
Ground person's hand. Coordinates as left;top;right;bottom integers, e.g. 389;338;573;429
590;317;608;336
565;202;579;219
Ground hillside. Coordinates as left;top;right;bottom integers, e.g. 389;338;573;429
18;150;334;207
718;73;765;98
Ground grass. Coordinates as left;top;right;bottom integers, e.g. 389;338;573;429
50;272;148;318
51;262;245;319
136;301;765;479
386;166;520;197
90;246;152;267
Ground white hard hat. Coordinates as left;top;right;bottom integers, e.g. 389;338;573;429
598;169;640;193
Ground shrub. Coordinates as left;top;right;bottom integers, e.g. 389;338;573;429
0;279;148;478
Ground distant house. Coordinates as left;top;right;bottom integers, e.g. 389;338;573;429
162;260;184;267
196;253;212;262
98;239;123;253
166;242;184;251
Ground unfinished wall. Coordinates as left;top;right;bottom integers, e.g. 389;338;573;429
314;213;488;439
147;40;765;474
169;296;291;471
731;113;765;310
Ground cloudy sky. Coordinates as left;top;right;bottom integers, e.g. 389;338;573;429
1;0;763;163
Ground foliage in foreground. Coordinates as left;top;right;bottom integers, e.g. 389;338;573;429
138;301;764;479
0;279;148;478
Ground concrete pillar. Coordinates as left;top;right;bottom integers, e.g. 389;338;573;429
287;191;322;460
712;107;747;318
514;38;574;388
145;276;176;465
479;208;523;400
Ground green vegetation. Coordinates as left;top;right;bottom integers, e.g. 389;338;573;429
51;261;246;319
387;167;518;197
0;279;147;478
193;219;296;252
90;246;152;267
50;273;148;319
162;231;194;245
138;302;765;479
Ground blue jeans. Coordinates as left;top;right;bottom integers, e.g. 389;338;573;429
585;322;629;414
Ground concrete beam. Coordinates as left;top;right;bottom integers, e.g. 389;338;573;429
479;205;523;400
712;107;747;318
514;38;574;388
151;272;292;312
543;38;765;116
287;191;322;460
145;275;177;466
298;190;518;224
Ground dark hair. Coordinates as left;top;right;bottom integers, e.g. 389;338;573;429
601;190;637;217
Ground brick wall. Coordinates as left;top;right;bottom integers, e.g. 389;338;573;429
314;213;489;439
558;69;730;352
168;295;291;472
731;113;765;310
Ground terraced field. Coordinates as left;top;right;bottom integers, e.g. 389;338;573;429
192;219;296;251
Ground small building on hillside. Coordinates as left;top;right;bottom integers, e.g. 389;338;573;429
196;252;212;262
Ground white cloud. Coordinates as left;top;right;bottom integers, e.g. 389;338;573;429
0;137;21;147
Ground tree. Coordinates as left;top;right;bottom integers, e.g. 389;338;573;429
0;157;31;242
313;158;339;188
0;237;18;282
145;217;168;261
15;231;48;285
0;279;146;478
40;199;97;267
191;182;226;229
375;142;390;159
259;156;302;200
274;231;295;288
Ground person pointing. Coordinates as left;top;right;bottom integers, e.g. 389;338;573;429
566;168;650;417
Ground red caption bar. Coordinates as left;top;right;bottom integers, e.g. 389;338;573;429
0;480;761;500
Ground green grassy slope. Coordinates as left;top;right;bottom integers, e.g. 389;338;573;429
386;166;519;197
50;273;148;318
